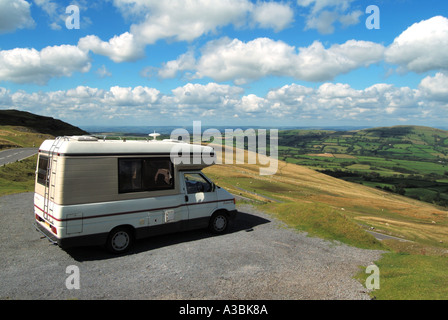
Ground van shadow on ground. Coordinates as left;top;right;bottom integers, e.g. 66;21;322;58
65;210;270;262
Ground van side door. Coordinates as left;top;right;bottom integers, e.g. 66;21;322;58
182;172;217;227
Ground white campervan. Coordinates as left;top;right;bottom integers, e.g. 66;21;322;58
34;135;237;253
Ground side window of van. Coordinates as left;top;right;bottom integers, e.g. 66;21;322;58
37;155;49;186
118;158;174;193
142;158;174;190
184;173;212;194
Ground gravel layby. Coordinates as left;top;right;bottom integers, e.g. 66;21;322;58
0;192;384;300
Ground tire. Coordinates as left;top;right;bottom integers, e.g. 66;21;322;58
106;226;134;254
208;211;229;234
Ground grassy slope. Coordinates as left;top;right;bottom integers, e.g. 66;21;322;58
0;126;53;148
0;155;37;196
0;109;88;137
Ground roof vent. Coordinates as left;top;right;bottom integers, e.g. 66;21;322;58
70;136;98;141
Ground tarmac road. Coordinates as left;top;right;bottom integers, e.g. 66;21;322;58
0;148;38;166
0;192;384;300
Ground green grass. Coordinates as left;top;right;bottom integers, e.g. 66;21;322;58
358;252;448;300
0;125;52;148
259;201;384;250
0;155;37;196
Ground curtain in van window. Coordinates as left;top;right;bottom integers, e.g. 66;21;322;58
118;159;142;193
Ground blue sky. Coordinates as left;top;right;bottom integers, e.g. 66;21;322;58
0;0;448;128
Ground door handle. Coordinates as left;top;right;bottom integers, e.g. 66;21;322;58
185;195;189;202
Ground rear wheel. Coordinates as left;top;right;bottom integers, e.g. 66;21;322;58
106;227;134;254
208;211;229;234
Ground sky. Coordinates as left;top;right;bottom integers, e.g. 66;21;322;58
0;0;448;129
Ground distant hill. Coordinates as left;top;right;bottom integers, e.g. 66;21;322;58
279;125;448;161
0;110;88;136
0;109;88;149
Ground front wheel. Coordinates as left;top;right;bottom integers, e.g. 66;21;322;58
106;227;134;254
208;211;229;234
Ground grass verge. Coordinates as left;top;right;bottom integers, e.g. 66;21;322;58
357;248;448;300
0;155;37;196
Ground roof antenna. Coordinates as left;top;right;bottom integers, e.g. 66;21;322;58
148;131;160;141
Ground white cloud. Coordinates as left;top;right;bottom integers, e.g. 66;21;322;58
304;10;339;34
157;51;196;79
80;0;252;63
297;0;356;14
193;37;296;83
294;39;385;81
0;45;91;85
236;94;268;113
65;86;104;100
159;37;385;83
0;87;13;107
385;16;448;73
170;82;243;106
2;83;245;123
338;9;363;27
3;78;446;126
84;0;293;62
264;82;425;122
297;0;361;34
0;0;34;33
104;86;160;106
34;0;59;20
419;72;448;101
130;0;253;44
251;1;294;32
96;65;112;78
78;32;145;63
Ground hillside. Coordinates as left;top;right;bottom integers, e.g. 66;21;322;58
278;125;448;207
0;109;88;149
0;110;88;136
204;144;448;249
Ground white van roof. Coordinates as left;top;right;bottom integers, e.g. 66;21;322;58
38;136;215;157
